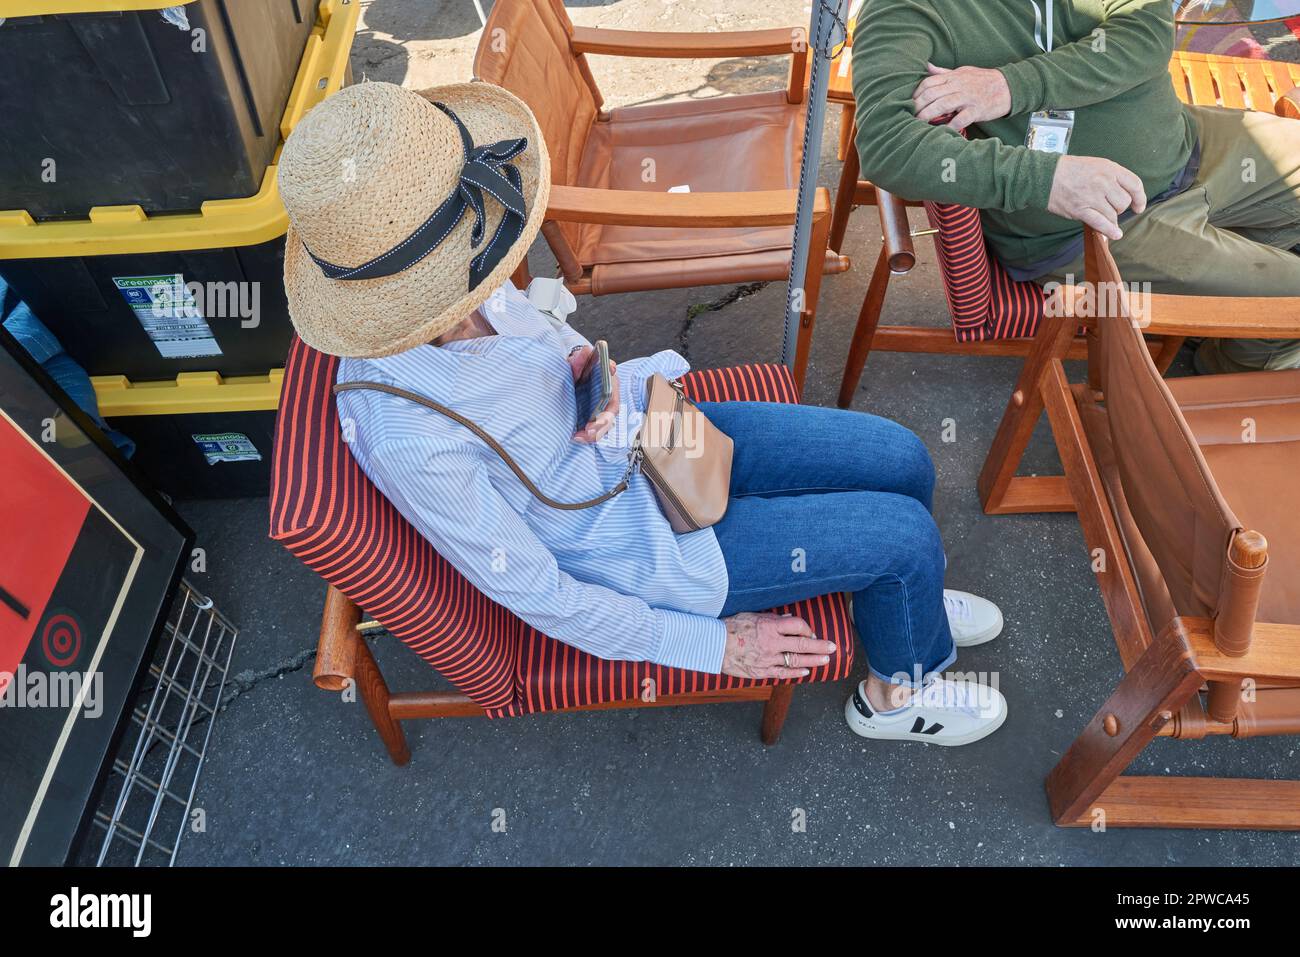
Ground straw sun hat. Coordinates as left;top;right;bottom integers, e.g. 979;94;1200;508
279;81;550;357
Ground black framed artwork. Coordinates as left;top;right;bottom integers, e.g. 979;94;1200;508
0;326;192;866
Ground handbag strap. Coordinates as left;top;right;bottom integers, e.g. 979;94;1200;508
333;381;632;511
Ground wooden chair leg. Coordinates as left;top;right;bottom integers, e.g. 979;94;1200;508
1039;363;1155;668
1045;625;1204;826
352;635;412;766
315;585;359;692
837;246;891;408
761;684;795;745
976;309;1078;514
829;131;860;254
792;206;832;395
837;103;854;161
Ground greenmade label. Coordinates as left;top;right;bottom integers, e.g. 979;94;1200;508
192;432;261;465
113;274;221;359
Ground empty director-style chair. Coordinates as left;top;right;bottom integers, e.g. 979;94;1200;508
269;337;856;764
473;0;849;391
1035;228;1300;829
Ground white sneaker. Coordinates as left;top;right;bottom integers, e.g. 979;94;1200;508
943;589;1003;647
844;676;1008;746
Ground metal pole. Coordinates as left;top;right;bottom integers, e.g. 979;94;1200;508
781;0;848;370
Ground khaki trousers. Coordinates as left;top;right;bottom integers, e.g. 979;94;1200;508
1043;104;1300;373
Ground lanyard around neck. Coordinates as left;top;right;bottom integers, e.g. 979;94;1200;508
1031;0;1054;53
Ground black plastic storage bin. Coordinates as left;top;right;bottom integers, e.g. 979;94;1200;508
110;407;276;499
0;0;320;220
90;368;284;499
1;238;294;380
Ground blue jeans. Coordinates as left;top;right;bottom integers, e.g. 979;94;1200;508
703;401;956;687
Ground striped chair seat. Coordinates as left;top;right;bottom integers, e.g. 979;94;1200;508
270;338;856;718
924;201;1047;342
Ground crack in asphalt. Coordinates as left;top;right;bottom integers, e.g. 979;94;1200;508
215;631;385;710
219;646;319;709
679;281;769;358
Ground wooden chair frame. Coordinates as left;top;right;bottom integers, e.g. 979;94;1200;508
1027;230;1300;829
313;585;799;766
975;254;1300;515
485;14;850;393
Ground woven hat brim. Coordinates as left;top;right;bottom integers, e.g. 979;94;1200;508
282;82;550;358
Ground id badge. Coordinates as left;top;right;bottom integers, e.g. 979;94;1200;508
1025;109;1075;155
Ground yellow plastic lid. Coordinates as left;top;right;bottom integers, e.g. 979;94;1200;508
92;369;285;417
0;0;358;259
0;1;202;13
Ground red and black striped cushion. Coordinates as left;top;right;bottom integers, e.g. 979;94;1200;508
269;338;856;717
923;202;1046;342
506;592;853;716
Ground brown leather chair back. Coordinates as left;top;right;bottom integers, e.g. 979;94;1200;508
473;0;599;190
1088;234;1242;622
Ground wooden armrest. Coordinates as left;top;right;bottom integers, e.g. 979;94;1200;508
546;185;829;228
1057;285;1300;338
1276;87;1300;120
875;187;916;273
1144;292;1300;337
314;584;359;692
570;25;801;59
1180;617;1300;685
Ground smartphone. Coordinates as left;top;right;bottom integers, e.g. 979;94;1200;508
575;340;613;430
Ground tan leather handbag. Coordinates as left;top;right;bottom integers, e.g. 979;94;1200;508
333;372;732;534
636;373;732;532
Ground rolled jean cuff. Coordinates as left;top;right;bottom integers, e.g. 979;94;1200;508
868;641;957;689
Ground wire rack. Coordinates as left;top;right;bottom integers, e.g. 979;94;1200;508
89;580;238;866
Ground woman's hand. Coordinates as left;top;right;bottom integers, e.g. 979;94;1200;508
568;345;620;443
720;612;836;679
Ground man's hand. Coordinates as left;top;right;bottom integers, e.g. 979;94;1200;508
912;63;1011;131
568;345;620;443
720;612;836;679
1046;155;1148;241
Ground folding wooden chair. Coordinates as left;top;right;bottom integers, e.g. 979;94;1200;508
1031;228;1300;829
269;337;857;765
829;49;1300;416
473;0;850;392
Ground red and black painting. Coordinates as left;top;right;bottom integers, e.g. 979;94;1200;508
0;329;189;866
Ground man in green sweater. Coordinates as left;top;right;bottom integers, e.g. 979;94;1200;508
851;0;1300;373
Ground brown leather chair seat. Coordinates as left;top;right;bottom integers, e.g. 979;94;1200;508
1083;368;1300;632
1169;370;1300;625
569;91;829;294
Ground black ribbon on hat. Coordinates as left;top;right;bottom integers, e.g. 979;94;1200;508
305;102;528;291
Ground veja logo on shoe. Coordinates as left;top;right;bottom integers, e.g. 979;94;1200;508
49;888;151;938
909;717;944;735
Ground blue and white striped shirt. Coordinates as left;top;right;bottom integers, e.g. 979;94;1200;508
336;282;730;673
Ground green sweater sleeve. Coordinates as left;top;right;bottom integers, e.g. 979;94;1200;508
850;0;1060;212
998;0;1175;115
